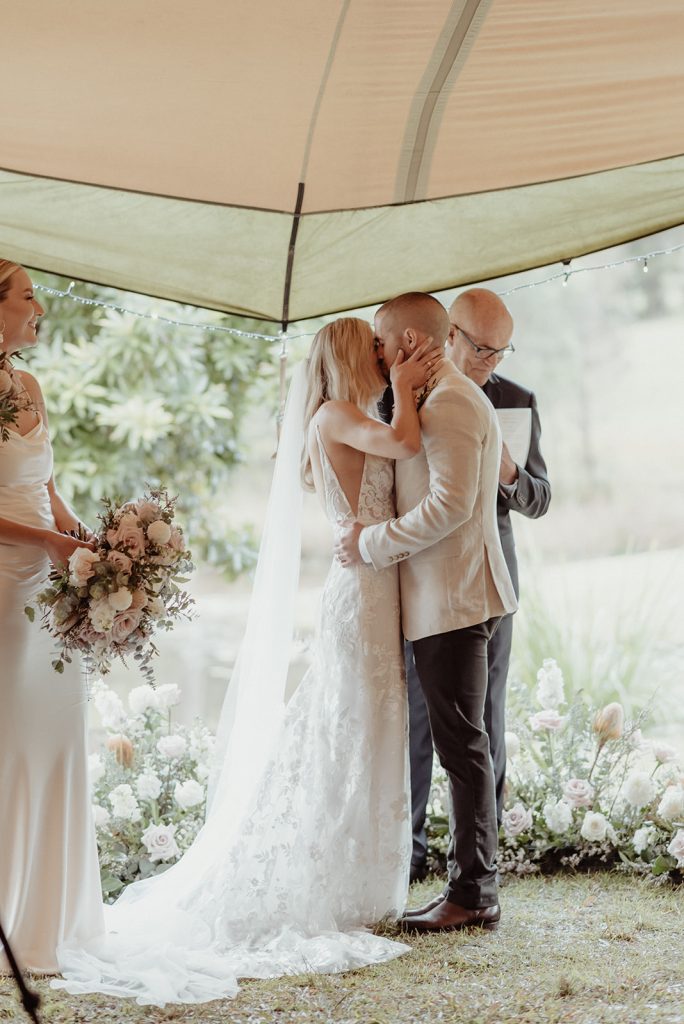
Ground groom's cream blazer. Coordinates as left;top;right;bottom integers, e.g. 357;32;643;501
362;361;518;642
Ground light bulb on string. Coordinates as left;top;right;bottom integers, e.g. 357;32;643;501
642;259;649;273
562;260;571;287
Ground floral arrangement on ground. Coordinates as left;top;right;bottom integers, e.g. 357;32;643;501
88;680;214;899
426;659;684;883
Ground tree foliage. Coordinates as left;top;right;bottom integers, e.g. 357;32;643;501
27;274;279;576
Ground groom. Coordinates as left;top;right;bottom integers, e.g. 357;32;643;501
335;292;517;932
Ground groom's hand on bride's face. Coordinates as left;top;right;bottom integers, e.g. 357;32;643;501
334;522;364;568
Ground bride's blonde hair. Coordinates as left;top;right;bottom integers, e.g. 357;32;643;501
301;317;381;490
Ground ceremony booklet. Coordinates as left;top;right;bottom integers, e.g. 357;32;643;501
496;408;532;467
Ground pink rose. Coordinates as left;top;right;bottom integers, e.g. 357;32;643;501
130;589;148;610
68;547;100;587
111;608;142;644
563;778;595;808
107;549;133;573
106;512;146;559
136;501;162;525
529;709;566;732
168;527;185;553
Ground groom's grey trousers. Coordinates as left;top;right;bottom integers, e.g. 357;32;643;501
411;617;501;909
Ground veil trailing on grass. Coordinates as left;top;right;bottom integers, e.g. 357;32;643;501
206;360;306;823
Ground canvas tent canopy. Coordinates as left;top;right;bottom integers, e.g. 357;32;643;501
1;0;683;324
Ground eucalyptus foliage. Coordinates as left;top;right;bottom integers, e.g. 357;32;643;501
27;274;279;575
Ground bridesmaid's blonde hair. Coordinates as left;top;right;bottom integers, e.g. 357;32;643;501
0;260;21;301
301;317;381;490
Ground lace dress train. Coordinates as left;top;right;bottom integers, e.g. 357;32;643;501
54;443;411;1004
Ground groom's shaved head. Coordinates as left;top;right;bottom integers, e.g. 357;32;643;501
376;292;450;347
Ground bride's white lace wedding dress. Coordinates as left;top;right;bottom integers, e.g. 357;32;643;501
55;437;411;1005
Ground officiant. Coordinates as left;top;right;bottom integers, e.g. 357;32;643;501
407;288;551;882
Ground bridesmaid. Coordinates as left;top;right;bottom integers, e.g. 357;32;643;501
0;260;104;972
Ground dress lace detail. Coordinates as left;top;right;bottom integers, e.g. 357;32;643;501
54;438;411;1005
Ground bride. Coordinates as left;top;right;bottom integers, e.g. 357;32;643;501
55;316;440;1005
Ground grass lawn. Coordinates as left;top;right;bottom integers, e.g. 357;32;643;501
1;872;682;1024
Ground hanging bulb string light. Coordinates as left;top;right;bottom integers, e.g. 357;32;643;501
33;240;684;340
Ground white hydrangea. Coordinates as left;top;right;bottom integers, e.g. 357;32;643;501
194;762;210;783
156;734;187;760
128;684;159;716
580;811;608;842
91;803;111;828
657;786;684;822
88;753;105;787
92;685;127;729
632;824;657;855
141;822;180;863
535;658;565;710
136;772;163;801
174;778;205;811
505;731;520;759
543;799;573;834
155;683;181;710
622;771;656;809
109;783;142;822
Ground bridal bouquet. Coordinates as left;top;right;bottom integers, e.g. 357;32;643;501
27;488;194;680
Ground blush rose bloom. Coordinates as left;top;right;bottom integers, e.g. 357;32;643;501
111;608;142;643
168;527;185;552
563;778;594;808
130;588;148;610
529;709;565;732
147;519;172;546
107;549;133;574
106;512;146;559
136;501;162;525
141;822;180;863
580;811;609;842
502;803;533;837
68;547;100;587
667;829;684;867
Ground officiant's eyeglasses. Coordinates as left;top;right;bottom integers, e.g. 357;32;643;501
452;325;515;361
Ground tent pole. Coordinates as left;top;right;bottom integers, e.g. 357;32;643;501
281;182;305;332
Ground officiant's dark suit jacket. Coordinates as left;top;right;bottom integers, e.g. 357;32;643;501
405;371;551;870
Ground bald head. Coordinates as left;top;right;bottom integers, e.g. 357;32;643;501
446;288;514;386
377;292;450;347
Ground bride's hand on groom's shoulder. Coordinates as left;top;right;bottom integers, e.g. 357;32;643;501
390;339;443;393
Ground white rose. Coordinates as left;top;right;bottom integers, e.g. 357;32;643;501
580;811;609;842
505;731;520;760
622;771;657;809
136;772;163;801
147;520;172;546
195;762;210;783
128;684;159;716
108;587;133;612
157;734;187;759
651;741;678;765
68;547;100;588
632;824;657;855
91;803;111;829
529;709;565;733
657;786;684;822
141;822;180;863
155;683;181;709
92;686;127;729
535;658;565;710
502;802;533;838
543;799;573;834
89;597;115;634
563;778;594;809
109;783;142;822
0;369;13;395
174;778;205;810
88;753;105;787
667;829;684;867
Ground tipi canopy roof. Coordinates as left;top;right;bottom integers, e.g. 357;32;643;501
2;0;683;322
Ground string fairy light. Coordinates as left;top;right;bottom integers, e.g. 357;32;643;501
33;240;684;338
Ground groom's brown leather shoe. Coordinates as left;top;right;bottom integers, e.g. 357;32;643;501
401;900;500;933
401;893;446;917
